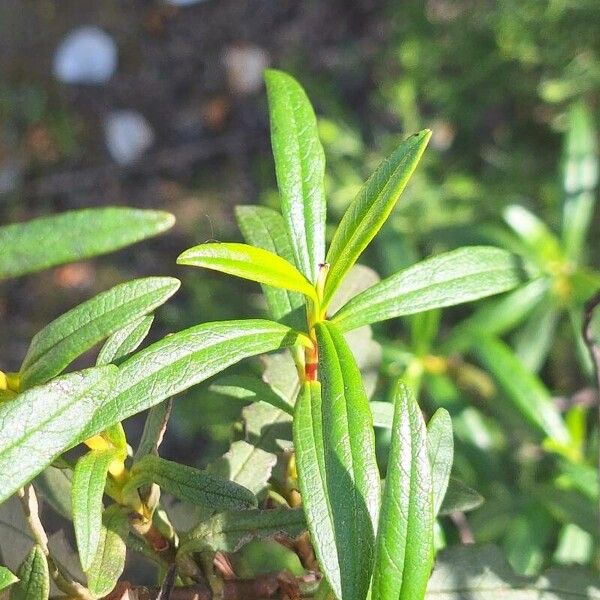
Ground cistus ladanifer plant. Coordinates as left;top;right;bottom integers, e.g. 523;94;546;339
2;70;594;600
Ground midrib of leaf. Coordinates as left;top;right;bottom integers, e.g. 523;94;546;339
23;283;173;376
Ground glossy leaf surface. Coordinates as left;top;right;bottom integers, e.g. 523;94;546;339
0;366;117;504
332;247;527;332
265;69;326;283
96;315;154;366
323;130;430;306
21;277;179;389
372;383;434;600
293;321;380;600
0;207;174;280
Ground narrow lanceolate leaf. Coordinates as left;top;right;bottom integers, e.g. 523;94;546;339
9;546;49;600
472;337;570;443
72;448;120;571
438;477;484;516
127;455;257;510
0;566;18;592
236;205;305;328
96;315;154;366
294;321;380;600
265;69;326;283
427;409;453;517
332;247;527;332
0;366;117;505
86;506;128;599
0;207;174;280
179;508;306;556
20;277;179;389
372;383;434;600
323;130;431;307
562;101;598;261
177;242;317;301
83;320;304;439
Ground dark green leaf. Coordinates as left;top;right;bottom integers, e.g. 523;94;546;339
372;382;434;600
9;546;48;600
265;69;326;283
323;130;430;307
83;319;305;439
127;455;257;510
438;477;484;516
0;208;174;280
0;366;117;504
332;247;527;332
236;205;305;328
72;448;120;571
294;321;380;600
21;277;179;388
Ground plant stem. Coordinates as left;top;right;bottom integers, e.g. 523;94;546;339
17;485;93;600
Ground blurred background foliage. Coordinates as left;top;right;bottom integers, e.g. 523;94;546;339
1;0;599;578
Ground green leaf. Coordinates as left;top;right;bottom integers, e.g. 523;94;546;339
427;408;453;517
0;567;18;592
370;401;394;429
208;440;277;497
265;69;326;283
127;455;257;510
562;102;598;261
425;543;600;598
323;130;431;307
33;466;73;520
209;374;294;416
20;277;179;389
9;546;48;600
332;247;527;332
96;315;154;366
178;242;317;301
72;448;120;571
0;366;117;505
372;382;434;600
438;477;484;516
293;321;380;600
236;205;305;328
0;207;174;280
178;507;305;557
86;506;128;599
82;319;304;439
471;336;570;443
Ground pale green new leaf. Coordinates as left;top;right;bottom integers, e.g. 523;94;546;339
178;507;306;557
333;247;527;332
0;208;174;280
323;130;431;306
472;337;570;443
372;383;434;600
0;366;117;504
72;448;120;571
83;319;304;439
236;205;305;328
427;408;453;517
96;315;154;366
294;321;380;600
9;546;48;600
265;69;326;283
127;455;257;510
178;242;317;301
0;567;17;592
86;506;128;599
21;277;179;389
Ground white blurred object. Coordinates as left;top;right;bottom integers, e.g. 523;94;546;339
104;110;154;166
223;45;270;95
53;26;117;85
